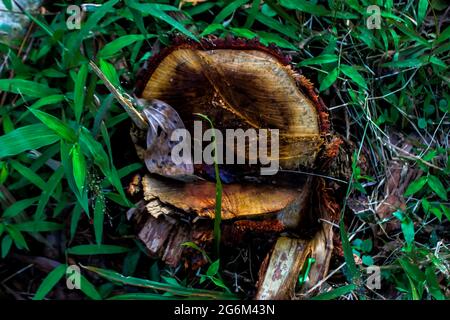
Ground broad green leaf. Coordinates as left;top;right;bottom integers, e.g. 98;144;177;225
1;235;13;258
98;35;154;58
10;160;47;191
339;218;360;282
258;31;298;50
28;108;77;143
399;258;426;282
2;196;40;219
99;59;120;87
393;211;415;249
200;23;224;37
0;124;60;159
84;265;236;299
33;264;66;300
254;13;298;40
311;284;357;300
14;221;63;232
417;0;428;26
94;196;105;245
0;79;59;98
425;267;445;300
319;67;339;91
436;26;450;44
70;203;83;240
108;293;174;300
34;166;65;220
427;175;447;200
79;275;102;300
67;244;130;255
28;95;66;111
6;225;29;250
61;142;89;215
2;0;12;10
280;0;330;16
298;54;338;66
340;65;368;89
68;0;119;54
79;128;110;171
382;58;424;69
74;64;88;123
126;0;198;41
213;0;250;24
404;176;427;196
71;143;86;196
206;259;220;277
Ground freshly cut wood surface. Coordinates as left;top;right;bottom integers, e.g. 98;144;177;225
139;47;324;168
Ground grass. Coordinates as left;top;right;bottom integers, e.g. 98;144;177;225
0;0;449;300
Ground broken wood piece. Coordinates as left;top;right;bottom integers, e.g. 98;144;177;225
255;236;312;300
142;174;312;229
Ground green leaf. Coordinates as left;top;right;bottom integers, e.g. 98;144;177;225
68;0;119;54
0;124;60;159
34;166;65;220
2;0;12;10
0;79;59;98
399;258;426;282
2;197;40;219
108;293;174;300
70;204;83;240
84;265;236;299
1;235;13;258
99;59;120;87
74;64;88;123
427;175;448;200
94;196;105;245
404;176;428;196
71;143;87;196
79;275;102;300
417;0;428;26
10;160;46;190
126;0;198;41
339;218;360;282
28;108;77;143
28;94;66;110
5;225;28;250
418;118;427;129
280;0;330;16
67;244;130;255
311;284;357;300
436;26;450;44
257;31;298;50
33;264;66;300
425;267;445;300
298;54;338;66
99;35;152;58
213;0;250;24
340;65;368;89
14;221;63;233
79;128;110;171
319;67;339;91
393;211;415;249
382;58;424;69
206;259;220;277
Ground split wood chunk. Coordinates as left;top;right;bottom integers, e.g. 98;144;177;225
141;174;312;229
255;237;312;300
127;200;212;267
